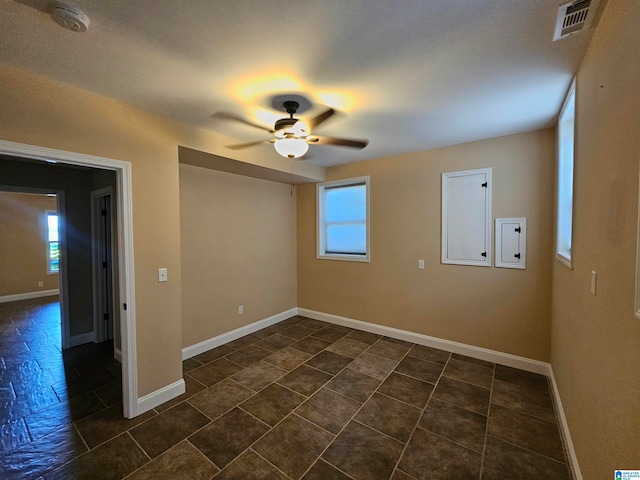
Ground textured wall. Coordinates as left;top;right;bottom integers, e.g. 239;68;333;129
298;129;555;361
180;164;297;348
550;0;640;477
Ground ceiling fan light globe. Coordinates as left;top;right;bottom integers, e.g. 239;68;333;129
274;138;309;158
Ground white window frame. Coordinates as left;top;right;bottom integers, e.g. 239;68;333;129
46;210;60;275
317;176;370;262
556;79;576;269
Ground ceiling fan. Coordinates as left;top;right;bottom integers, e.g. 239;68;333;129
213;100;368;159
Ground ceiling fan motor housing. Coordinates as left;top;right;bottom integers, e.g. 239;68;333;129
274;101;308;138
274;117;298;131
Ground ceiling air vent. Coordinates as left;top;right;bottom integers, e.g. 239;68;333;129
553;0;599;41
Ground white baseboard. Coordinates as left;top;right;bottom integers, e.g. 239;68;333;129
180;305;581;478
0;289;59;304
182;308;298;360
548;366;583;480
298;307;581;477
114;347;122;363
136;378;186;416
69;331;95;347
298;308;550;375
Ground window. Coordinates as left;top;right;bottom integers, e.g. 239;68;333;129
317;176;370;262
46;211;59;274
557;79;575;268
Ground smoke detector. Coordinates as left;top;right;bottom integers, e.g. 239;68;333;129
553;0;599;41
50;2;90;33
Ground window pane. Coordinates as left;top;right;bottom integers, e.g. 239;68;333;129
318;177;369;261
49;241;60;273
557;88;575;261
326;224;366;254
47;214;59;242
326;185;366;223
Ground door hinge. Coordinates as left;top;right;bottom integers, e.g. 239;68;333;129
481;182;488;188
481;251;487;257
123;303;127;311
514;253;521;259
515;227;521;233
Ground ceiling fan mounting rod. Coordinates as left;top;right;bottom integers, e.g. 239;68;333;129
283;100;299;118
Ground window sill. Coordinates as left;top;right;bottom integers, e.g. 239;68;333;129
317;254;370;263
556;253;572;269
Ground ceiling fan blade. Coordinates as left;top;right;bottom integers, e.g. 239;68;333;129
225;139;274;150
308;135;368;149
307;108;336;129
212;112;274;133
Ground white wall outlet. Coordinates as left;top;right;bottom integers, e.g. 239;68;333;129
38;281;44;288
158;268;168;283
238;305;244;315
418;259;425;270
590;271;597;295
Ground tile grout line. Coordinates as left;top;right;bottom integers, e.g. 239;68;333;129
306;339;416;480
125;429;152;461
388;350;452;478
72;419;91;452
479;362;496;479
189;331;347;478
248;447;297;480
207;331;380;479
490;399;562;424
485;434;573;466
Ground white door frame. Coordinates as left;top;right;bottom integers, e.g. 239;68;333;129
0;139;138;419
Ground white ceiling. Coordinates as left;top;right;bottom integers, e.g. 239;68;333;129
1;0;599;167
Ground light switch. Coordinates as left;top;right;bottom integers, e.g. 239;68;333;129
418;259;425;270
158;268;168;283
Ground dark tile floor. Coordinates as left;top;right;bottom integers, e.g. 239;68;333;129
0;298;572;479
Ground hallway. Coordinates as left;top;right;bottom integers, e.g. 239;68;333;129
0;296;120;472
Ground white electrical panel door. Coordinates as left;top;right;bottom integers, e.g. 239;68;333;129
441;168;492;267
495;218;526;269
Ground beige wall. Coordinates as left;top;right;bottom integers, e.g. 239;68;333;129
298;129;555;361
551;0;640;478
0;192;59;296
0;66;186;396
179;164;297;347
0;62;315;398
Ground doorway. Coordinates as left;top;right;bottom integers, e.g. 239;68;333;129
92;187;119;354
0;139;138;419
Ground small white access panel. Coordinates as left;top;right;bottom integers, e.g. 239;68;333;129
495;218;526;269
